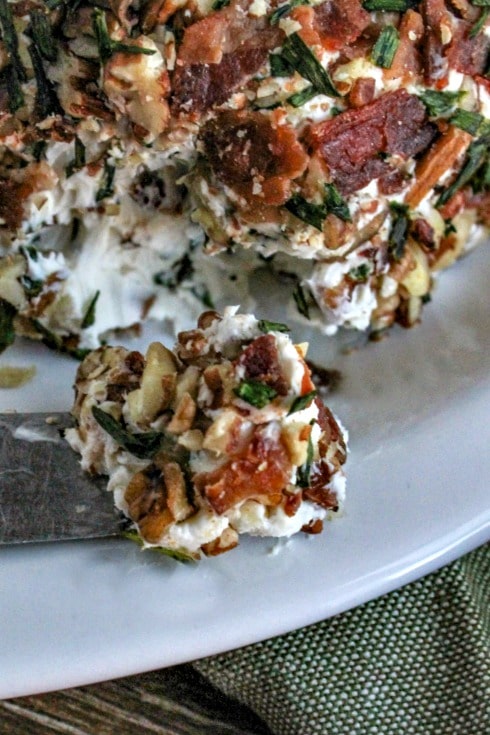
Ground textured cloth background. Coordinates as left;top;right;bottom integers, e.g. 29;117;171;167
194;543;489;735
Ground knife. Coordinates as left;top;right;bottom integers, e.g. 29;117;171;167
0;412;121;545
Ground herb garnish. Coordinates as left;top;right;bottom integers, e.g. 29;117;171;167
28;41;63;118
0;298;17;354
418;90;465;117
92;8;156;64
349;263;372;282
270;0;309;25
211;0;231;8
0;0;27;112
120;528;196;562
363;0;416;10
269;52;294;77
293;283;310;319
30;319;90;360
449;109;489;136
280;33;339;98
95;161;116;202
81;290;100;329
234;380;278;408
470;7;489;37
285;194;326;230
297;429;314;488
19;275;43;298
324;184;352;222
92;406;167;459
287;85;318;107
258;319;290;333
289;390;317;415
30;9;57;61
436;135;490;207
371;25;399;69
388;202;410;261
66;138;86;178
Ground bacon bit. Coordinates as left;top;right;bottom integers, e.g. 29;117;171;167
0;180;24;230
405;126;473;208
307;90;435;194
200;110;308;206
301;518;324;534
437;190;466;220
236;334;289;395
284;492;302;517
447;22;490;76
312;0;370;51
462;189;490;226
348;77;376;108
195;426;292;514
172;1;283;114
421;0;452;84
410;218;436;249
378;168;407;195
385;10;424;84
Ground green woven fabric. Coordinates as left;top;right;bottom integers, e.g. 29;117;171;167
194;543;490;735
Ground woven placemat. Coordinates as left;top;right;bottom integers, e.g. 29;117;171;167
194;543;489;735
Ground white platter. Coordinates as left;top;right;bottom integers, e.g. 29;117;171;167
0;244;489;699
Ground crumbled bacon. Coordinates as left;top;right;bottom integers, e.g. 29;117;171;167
199;110;308;206
307;90;436;194
312;0;370;51
411;218;436;249
236;334;289;396
172;0;283;114
446;22;490;76
195;426;292;514
348;77;376;108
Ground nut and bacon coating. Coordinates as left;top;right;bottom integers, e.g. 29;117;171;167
66;308;347;559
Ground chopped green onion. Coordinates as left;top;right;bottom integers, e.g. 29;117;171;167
92;406;167;459
371;25;399;69
30;9;57;61
28;41;63;118
289;390;317;415
293;283;310;319
436;135;490;207
30;319;90;360
66;137;86;178
297;430;314;488
92;8;156;65
81;290;100;329
270;0;309;25
212;0;230;8
388;202;410;261
0;0;26;112
121;529;196;562
287;85;318;107
450;109;485;136
418;90;465;117
234;380;278;408
349;263;372;282
470;7;489;37
19;275;43;298
96;162;116;202
285;194;326;230
363;0;413;8
0;298;17;354
269;52;294;77
281;33;340;97
258;319;290;333
470;0;490;6
324;183;352;222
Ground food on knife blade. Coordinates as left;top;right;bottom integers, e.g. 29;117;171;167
0;0;489;358
65;308;347;559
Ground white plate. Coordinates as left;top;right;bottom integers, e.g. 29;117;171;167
0;244;489;699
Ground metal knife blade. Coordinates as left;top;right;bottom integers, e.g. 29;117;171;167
0;412;120;545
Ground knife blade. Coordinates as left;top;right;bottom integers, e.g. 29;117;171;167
0;412;121;545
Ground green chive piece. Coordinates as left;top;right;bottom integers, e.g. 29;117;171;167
28;40;62;118
450;109;485;136
470;0;490;6
270;0;309;25
30;319;90;360
212;0;230;7
363;0;414;9
30;9;57;61
120;529;196;562
436;135;490;207
470;7;489;37
81;290;100;329
297;431;314;488
96;162;116;202
269;52;294;77
418;90;465;117
66;137;86;178
324;183;352;222
287;85;318;107
293;283;310;319
258;319;290;333
234;380;278;408
0;0;26;111
371;25;399;69
281;33;340;97
388;202;410;261
289;390;317;415
92;8;156;65
19;275;43;298
349;263;372;282
285;194;326;230
0;298;17;354
91;406;166;459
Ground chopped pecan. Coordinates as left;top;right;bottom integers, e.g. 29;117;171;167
167;391;196;434
125;467;174;544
